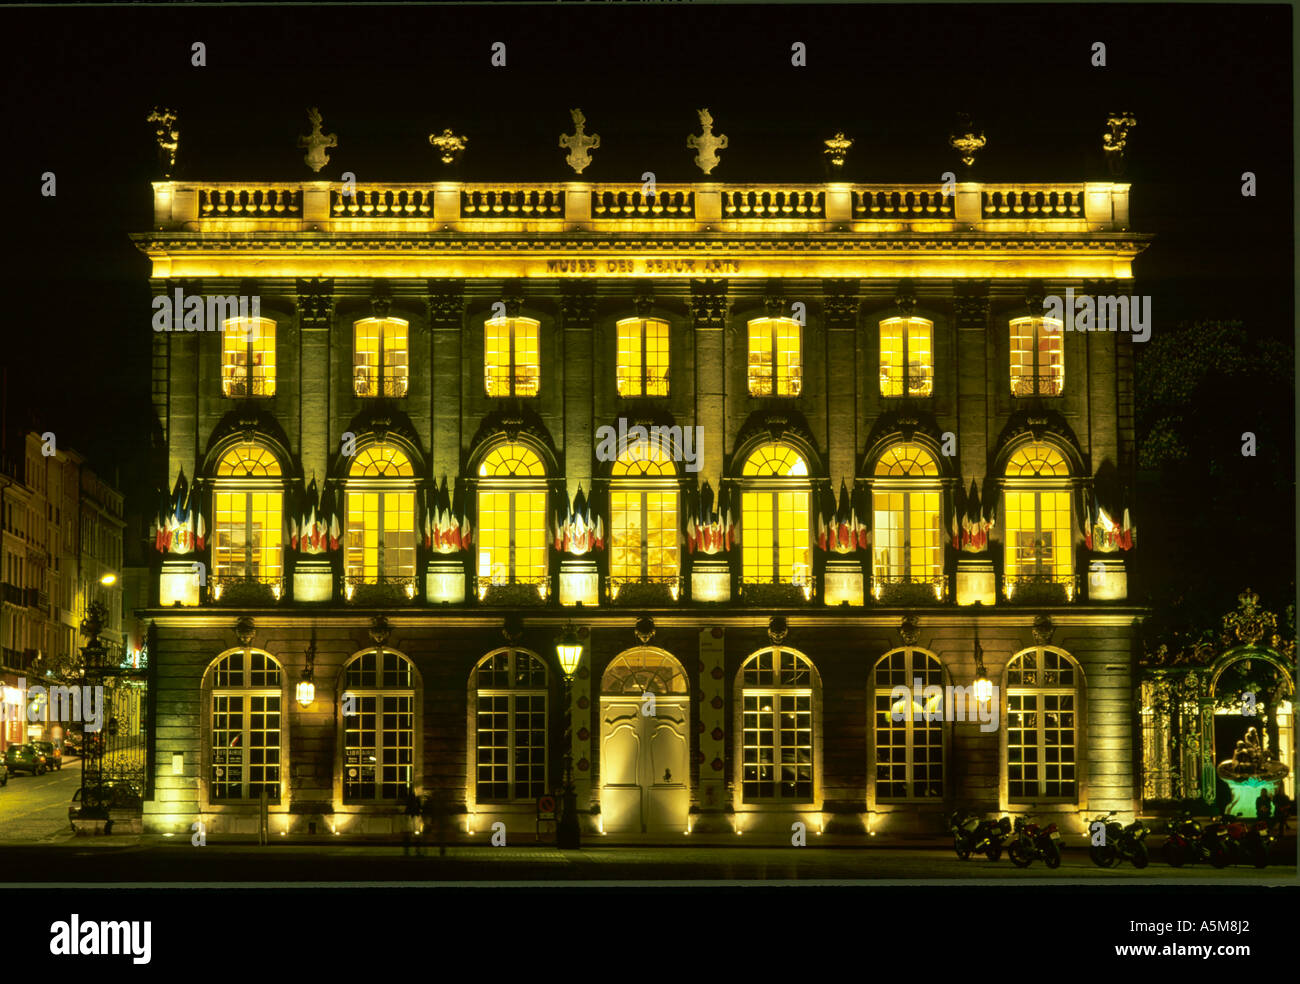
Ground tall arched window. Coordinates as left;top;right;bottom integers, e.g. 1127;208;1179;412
873;648;945;800
207;649;282;802
1003;442;1074;599
740;648;815;801
221;317;276;397
473;649;549;803
616;317;670;396
342;649;416;802
345;444;416;596
353;317;410;397
476;443;548;598
740;443;811;592
609;442;678;598
871;443;943;599
212;443;283;597
1010;316;1064;397
1006;647;1079;801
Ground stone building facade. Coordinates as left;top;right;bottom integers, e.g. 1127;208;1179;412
134;171;1149;840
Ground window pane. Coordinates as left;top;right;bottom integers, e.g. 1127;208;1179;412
775;320;802;396
616;319;643;397
879;319;904;397
747;321;773;397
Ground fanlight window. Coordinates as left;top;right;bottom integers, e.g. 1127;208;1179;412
873;648;945;800
208;649;282;802
474;649;549;802
740;443;811;590
616;317;670;397
476;443;547;597
602;651;688;695
216;445;282;477
1005;444;1069;477
485;317;541;397
879;317;933;398
342;650;416;802
1006;647;1079;801
747;317;803;397
610;444;678;597
874;443;938;477
354;318;410;398
345;444;416;590
872;443;942;595
212;444;283;592
478;444;545;478
1010;317;1064;397
740;648;814;801
221;318;276;398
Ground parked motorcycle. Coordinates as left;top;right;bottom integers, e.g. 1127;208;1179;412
1008;815;1063;868
1162;810;1214;867
1202;813;1272;868
949;811;1012;861
1085;810;1149;868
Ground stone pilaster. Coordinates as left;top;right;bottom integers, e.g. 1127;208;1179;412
689;279;728;490
428;280;465;480
296;279;334;484
823;279;860;485
560;285;596;497
1084;277;1119;472
693;625;731;832
953;280;990;475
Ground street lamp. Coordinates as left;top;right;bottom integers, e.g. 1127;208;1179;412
99;573;117;586
296;635;317;708
972;627;993;705
555;622;584;850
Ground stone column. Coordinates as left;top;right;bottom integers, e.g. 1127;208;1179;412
296;279;335;483
427;280;465;480
560;287;598;607
953;280;990;475
689;279;728;490
822;279;861;484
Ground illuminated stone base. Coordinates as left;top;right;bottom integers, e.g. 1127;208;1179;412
691;559;731;603
426;558;466;604
955;557;996;606
1086;557;1127;601
293;559;334;602
823;559;864;606
559;558;599;607
159;559;201;607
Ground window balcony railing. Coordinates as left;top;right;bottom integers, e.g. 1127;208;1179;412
1010;374;1064;398
353;374;409;398
209;574;285;605
607;574;680;605
738;572;817;606
486;372;540;398
343;574;417;605
476;573;548;605
871;573;947;604
879;371;934;398
615;372;670;398
1003;572;1081;604
747;370;803;398
222;373;276;398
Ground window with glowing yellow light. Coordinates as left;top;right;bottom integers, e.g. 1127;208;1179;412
485;317;541;397
1006;647;1079;801
616;317;669;397
609;443;678;596
473;649;548;803
1003;443;1073;594
1010;317;1064;397
879;317;933;398
345;445;416;591
741;648;814;801
353;318;409;398
476;443;548;597
221;318;276;397
740;443;811;590
342;649;415;802
208;649;282;802
747;318;802;397
211;444;283;592
871;443;942;594
874;648;945;800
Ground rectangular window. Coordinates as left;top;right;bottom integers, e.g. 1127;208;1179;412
476;490;547;588
345;490;415;581
610;490;678;585
875;693;944;799
485;318;541;397
616;318;670;397
741;490;810;585
212;491;282;582
747;319;802;397
343;694;414;801
1010;318;1064;396
221;318;276;398
211;693;281;801
354;319;409;398
879;318;933;398
1004;490;1072;580
1008;692;1076;799
742;693;812;800
871;490;941;580
476;693;547;802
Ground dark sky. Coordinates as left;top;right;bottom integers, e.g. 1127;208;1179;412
0;2;1293;477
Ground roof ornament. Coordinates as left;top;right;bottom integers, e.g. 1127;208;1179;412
147;106;179;178
298;107;337;174
949;112;986;169
559;109;600;175
687;109;728;175
430;128;468;166
823;132;853;170
1103;112;1136;178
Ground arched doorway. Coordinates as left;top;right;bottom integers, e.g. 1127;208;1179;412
600;649;690;834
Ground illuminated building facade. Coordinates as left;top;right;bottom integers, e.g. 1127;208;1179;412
134;160;1151;840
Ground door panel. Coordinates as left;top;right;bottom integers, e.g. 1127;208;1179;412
601;698;689;833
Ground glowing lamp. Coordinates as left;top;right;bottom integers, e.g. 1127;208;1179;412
556;624;584;678
99;573;117;586
972;628;993;705
297;635;317;708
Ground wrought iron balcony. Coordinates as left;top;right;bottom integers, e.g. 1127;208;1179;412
607;574;680;605
1003;572;1081;604
353;374;409;398
222;373;276;398
878;371;934;398
476;573;548;605
738;572;817;606
209;573;285;606
1010;374;1064;398
871;573;947;605
343;574;417;605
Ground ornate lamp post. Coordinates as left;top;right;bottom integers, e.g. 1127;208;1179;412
77;603;110;825
296;633;317;709
972;628;994;706
555;623;584;850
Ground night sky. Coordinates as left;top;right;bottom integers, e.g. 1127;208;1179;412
0;3;1292;585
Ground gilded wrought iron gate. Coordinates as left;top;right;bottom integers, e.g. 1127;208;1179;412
78;607;150;821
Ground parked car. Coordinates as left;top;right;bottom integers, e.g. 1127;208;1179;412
69;782;144;830
60;737;81;758
1;761;8;786
4;744;50;776
31;741;62;770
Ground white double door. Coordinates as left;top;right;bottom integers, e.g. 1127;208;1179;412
600;697;689;834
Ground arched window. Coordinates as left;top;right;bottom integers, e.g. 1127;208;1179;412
609;443;679;598
740;648;814;801
474;649;549;802
353;317;410;397
1003;443;1074;599
476;443;548;598
1006;647;1079;801
342;649;416;802
212;443;283;596
345;444;416;595
873;648;945;800
616;317;670;396
871;443;942;599
879;317;933;397
221;317;276;397
747;317;803;397
485;317;540;397
208;649;282;802
1010;316;1064;397
603;650;689;694
740;443;811;592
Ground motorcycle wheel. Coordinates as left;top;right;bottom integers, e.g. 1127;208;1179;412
1209;843;1230;868
1009;839;1034;868
953;833;971;861
1044;841;1062;869
1131;841;1150;869
1251;841;1269;869
986;842;1002;862
1162;840;1186;867
1089;844;1117;868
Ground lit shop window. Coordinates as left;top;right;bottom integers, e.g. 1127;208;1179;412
616;317;670;397
873;648;945;800
222;318;276;397
747;318;802;397
871;444;941;597
476;444;547;598
212;445;283;595
1003;444;1073;598
209;649;282;802
474;649;548;803
741;648;814;801
353;318;410;398
485;317;541;397
1006;647;1079;801
878;317;933;398
345;445;415;595
1010;317;1063;397
609;443;678;598
342;649;415;802
740;443;810;592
